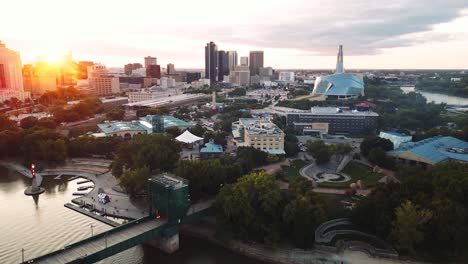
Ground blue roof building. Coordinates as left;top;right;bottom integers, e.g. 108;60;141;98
387;136;468;168
312;45;364;100
200;140;223;159
379;131;412;149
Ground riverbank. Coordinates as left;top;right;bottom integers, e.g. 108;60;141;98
181;218;343;264
180;218;425;264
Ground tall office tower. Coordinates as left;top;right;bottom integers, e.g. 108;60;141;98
167;63;176;74
227;51;238;71
217;50;229;81
146;65;161;78
336;45;344;73
205;41;218;84
144;56;157;69
249;51;264;76
0;41;24;90
240;56;249;66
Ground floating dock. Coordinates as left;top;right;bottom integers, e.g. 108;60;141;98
64;203;120;227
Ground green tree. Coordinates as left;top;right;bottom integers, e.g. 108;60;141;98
283;190;326;248
392;200;432;255
360;137;393;156
112;134;181;178
189;123;206;137
20;116;38;129
175;159;226;200
165;126;181;138
216;172;285;244
0;114;17;131
119;166;151;195
105;107;125;121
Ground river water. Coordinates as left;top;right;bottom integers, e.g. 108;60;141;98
0;166;266;264
400;86;468;106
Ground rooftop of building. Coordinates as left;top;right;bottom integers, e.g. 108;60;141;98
380;131;412;138
149;173;187;189
306;107;379;117
139;115;194;129
200;141;223;153
98;115;193;134
389;136;468;164
238;118;284;135
98;121;147;134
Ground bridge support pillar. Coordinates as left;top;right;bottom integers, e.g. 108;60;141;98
147;233;180;254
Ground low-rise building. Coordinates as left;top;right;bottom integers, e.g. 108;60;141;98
387;136;468;169
200;139;224;159
287;107;378;135
232;118;285;155
97;115;194;140
379;131;412;149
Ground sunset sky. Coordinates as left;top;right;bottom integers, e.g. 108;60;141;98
2;0;468;69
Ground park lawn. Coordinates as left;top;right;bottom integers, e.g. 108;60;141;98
281;159;307;182
318;161;382;188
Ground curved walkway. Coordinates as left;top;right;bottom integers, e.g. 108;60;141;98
315;218;398;258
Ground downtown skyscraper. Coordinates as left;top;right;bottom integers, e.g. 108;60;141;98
205;41;218;84
218;50;229;82
249;51;264;76
227;51;238;71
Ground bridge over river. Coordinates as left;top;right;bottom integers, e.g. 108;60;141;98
22;174;213;264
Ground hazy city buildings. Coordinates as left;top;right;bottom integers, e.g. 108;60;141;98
124;63;143;75
22;62;58;95
87;64;120;96
77;61;94;79
240;56;249;66
249;51;264;75
312;45;365;100
205;41;218;84
0;41;30;102
227;51;238;71
279;71;295;82
230;65;250;86
167;63;176;75
218;50;229;82
146;64;161;78
0;41;24;91
144;56;157;69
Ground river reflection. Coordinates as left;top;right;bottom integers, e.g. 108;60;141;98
0;166;268;264
401;86;468;106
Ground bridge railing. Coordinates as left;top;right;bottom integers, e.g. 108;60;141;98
22;216;152;263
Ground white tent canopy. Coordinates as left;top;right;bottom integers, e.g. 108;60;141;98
175;130;203;144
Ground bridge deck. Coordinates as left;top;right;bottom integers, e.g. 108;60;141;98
33;219;166;264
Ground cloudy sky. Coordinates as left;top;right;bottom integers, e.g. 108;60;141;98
2;0;468;69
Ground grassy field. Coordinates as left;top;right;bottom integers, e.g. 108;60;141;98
281;159;307;182
318;161;382;188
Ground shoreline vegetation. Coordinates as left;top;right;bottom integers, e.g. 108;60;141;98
415;75;468;98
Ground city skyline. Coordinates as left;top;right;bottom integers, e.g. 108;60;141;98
1;0;468;69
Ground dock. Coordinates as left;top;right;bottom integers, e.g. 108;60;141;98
72;192;87;196
64;203;120;227
77;179;92;184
